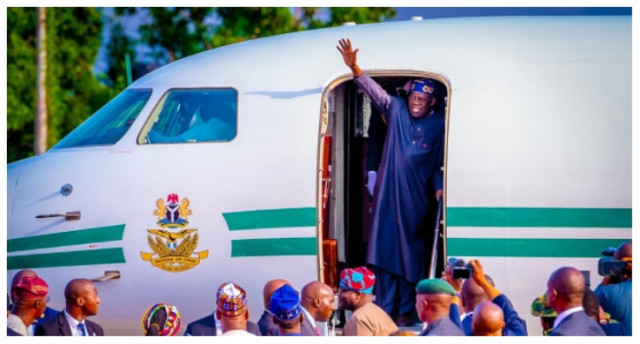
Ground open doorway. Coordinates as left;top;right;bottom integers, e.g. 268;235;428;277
319;72;450;291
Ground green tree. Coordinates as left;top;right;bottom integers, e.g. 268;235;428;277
138;7;216;63
7;8;38;162
104;21;137;91
7;8;109;163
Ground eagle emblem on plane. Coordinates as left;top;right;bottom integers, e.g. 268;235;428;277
141;193;209;272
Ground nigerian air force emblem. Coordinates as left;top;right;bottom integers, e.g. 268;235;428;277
141;193;209;272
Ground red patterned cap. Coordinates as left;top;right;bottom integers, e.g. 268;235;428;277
216;282;248;317
14;276;49;299
340;266;375;294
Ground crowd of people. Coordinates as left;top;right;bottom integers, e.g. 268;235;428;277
7;241;631;336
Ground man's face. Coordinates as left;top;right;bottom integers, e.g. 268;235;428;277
80;283;101;316
407;92;433;118
338;289;358;311
317;288;336;322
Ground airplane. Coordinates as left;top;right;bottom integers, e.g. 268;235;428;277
7;14;631;335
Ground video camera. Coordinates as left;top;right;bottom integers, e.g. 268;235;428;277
598;247;630;277
447;257;472;279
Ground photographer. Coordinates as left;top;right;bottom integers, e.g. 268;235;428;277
464;259;527;336
595;241;631;335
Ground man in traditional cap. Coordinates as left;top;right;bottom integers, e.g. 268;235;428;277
257;278;307;336
269;284;305;336
338;267;397;336
545;266;605;336
337;38;445;325
460;259;527;336
7;276;50;336
9;269;58;334
415;278;463;336
300;281;335;336
214;282;255;336
35;278;104;336
185;282;261;336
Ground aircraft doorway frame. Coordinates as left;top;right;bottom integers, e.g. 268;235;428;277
318;70;452;289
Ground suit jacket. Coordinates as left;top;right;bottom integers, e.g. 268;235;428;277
419;316;465;336
34;312;104;336
549;310;606;336
300;312;318;336
184;313;261;336
257;311;279;336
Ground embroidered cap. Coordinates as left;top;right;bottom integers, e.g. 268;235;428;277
410;79;436;96
339;266;375;294
14;276;49;299
269;284;302;322
141;303;181;336
415;278;456;295
217;282;248;317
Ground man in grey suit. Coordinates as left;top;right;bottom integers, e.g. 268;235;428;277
35;279;104;336
545;267;605;336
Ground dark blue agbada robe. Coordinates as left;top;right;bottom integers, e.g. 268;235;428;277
355;73;444;283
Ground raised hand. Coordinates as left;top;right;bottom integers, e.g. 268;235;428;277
336;38;362;76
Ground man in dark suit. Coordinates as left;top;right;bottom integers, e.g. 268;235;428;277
35;279;104;336
545;267;605;336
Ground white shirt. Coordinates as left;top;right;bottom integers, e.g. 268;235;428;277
553;306;584;330
7;313;29;336
221;329;256;336
63;309;88;336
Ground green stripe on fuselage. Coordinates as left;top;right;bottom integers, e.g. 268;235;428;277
223;208;316;230
231;238;317;257
7;248;126;269
7;224;126;253
446;207;631;228
447;238;629;258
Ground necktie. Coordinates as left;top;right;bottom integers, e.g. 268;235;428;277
314;327;320;336
78;323;87;336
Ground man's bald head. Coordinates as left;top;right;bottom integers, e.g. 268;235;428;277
301;281;335;322
472;301;504;336
614;241;632;260
548;267;585;309
301;281;332;300
461;274;494;313
263;279;291;309
64;278;92;303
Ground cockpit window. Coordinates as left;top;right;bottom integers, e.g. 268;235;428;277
53;89;152;148
139;88;237;144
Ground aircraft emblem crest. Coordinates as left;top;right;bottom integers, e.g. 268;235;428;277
141;193;209;272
